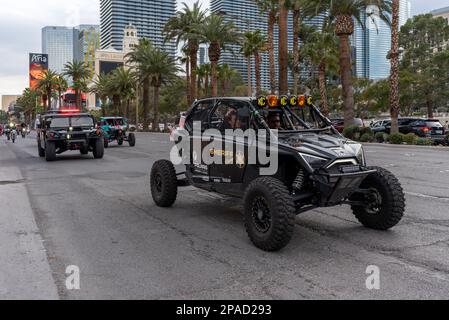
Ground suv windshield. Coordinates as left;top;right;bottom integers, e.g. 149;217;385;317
72;116;94;127
48;117;70;128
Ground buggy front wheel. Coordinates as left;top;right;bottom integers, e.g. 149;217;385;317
351;167;405;230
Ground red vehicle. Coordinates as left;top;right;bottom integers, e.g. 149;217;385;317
60;88;86;112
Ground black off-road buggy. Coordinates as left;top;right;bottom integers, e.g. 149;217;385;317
37;111;104;161
150;95;405;251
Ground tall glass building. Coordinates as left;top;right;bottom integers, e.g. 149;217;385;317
210;0;325;92
42;26;79;74
353;0;412;80
100;0;176;56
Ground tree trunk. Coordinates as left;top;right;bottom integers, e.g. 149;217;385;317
152;85;160;132
247;56;253;96
189;43;199;103
42;95;48;111
205;73;209;97
143;77;150;131
278;1;289;95
209;43;221;97
254;51;262;96
390;0;400;135
268;10;277;94
318;61;329;117
185;57;191;105
427;98;434;119
338;34;355;127
293;9;301;95
58;90;62;109
47;89;52;111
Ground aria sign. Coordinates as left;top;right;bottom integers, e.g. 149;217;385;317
29;53;49;90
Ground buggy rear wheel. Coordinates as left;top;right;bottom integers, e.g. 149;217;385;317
93;139;104;159
128;133;136;147
243;177;296;252
351;167;405;230
150;160;178;207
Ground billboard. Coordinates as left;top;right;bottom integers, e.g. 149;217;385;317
29;53;49;90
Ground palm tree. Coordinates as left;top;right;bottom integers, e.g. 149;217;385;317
63;61;91;108
91;74;112;116
37;70;58;111
217;64;237;96
179;47;191;103
54;75;68;109
112;67;136;117
390;0;400;134
255;0;279;94
164;1;207;104
126;39;153;129
141;47;180;130
195;63;211;98
302;25;339;116
309;0;392;127
278;0;289;95
241;30;268;96
199;14;240;96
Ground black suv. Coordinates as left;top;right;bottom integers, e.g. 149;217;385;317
150;96;405;251
37;112;104;161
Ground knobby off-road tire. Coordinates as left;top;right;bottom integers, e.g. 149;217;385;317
151;160;178;208
38;140;45;157
128;133;136;147
45;141;56;162
243;177;296;252
351;166;405;230
93;139;104;159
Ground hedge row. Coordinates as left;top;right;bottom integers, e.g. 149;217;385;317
342;125;437;146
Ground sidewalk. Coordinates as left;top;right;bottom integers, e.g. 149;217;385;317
0;140;59;300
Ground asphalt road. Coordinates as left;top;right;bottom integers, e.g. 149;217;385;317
1;133;449;300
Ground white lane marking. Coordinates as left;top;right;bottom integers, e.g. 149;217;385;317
405;191;449;202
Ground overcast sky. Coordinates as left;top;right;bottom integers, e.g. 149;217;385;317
0;0;447;96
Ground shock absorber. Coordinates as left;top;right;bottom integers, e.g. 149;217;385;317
292;169;306;194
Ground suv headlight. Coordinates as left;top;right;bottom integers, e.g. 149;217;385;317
299;153;329;169
355;147;366;166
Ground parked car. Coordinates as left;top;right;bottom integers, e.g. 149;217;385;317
406;119;446;144
331;118;365;133
371;120;391;134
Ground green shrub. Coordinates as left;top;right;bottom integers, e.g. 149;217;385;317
343;125;360;140
383;134;390;143
389;133;404;145
360;133;374;143
359;127;373;137
403;133;418;145
375;132;386;143
416;138;433;146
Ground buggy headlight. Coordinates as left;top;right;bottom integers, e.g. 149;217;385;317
299;153;329;169
356;148;366;166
